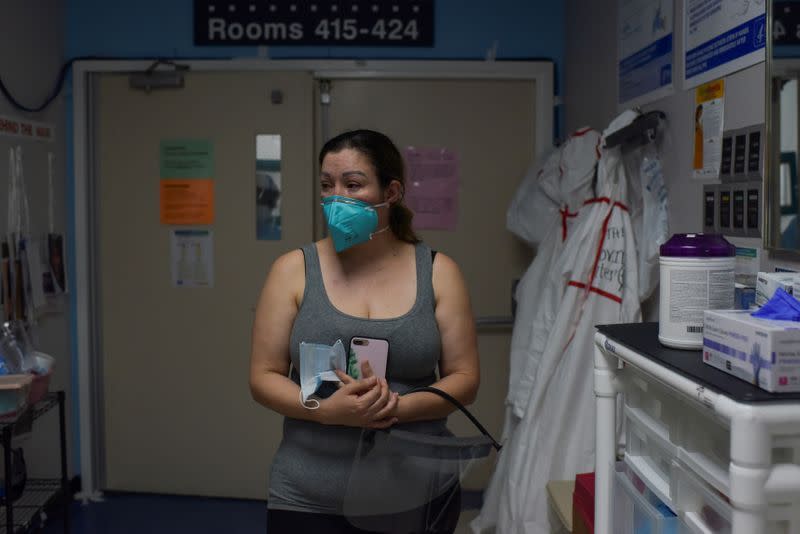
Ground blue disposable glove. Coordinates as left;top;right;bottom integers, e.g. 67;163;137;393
751;288;800;321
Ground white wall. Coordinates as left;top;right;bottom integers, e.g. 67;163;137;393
564;0;618;134
0;1;72;479
564;0;798;279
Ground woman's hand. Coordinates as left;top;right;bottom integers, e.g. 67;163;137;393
317;362;399;428
354;361;400;429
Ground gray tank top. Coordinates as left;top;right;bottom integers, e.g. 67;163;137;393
268;241;447;513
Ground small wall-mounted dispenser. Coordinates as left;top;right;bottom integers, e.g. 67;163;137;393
745;181;762;238
718;185;733;232
730;183;747;236
703;184;718;233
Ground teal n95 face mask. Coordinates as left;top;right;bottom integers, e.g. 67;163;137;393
321;196;389;253
299;339;346;409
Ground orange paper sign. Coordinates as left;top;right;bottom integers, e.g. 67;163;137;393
160;179;214;225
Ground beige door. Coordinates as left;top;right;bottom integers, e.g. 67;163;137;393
96;71;314;498
322;78;537;487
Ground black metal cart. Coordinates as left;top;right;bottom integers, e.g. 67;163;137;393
0;391;69;533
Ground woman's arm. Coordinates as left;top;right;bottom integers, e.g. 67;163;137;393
250;249;392;426
393;252;480;423
250;250;324;421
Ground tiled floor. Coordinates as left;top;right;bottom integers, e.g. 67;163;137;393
40;491;483;533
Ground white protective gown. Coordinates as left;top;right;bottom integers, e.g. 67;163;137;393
505;128;602;427
474;112;642;534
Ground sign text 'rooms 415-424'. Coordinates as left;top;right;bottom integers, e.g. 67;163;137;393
194;0;434;46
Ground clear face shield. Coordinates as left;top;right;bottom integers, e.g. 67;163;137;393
342;386;501;533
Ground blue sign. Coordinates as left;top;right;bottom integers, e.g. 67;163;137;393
686;14;766;79
618;0;674;105
619;34;673;104
683;0;766;87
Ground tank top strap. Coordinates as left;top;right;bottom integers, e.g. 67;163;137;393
300;243;324;296
414;242;436;312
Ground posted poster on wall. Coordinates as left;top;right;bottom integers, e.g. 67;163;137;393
43;234;66;295
618;0;674;106
255;134;282;241
171;229;214;288
683;0;766;89
692;79;725;179
403;147;460;231
0;115;54;142
160;140;215;225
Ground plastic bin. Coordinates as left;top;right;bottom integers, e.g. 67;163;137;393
27;352;54;405
0;375;33;416
625;407;678;508
673;461;795;533
674;461;732;534
623;367;684;446
677;410;731;495
573;472;595;534
614;462;679;534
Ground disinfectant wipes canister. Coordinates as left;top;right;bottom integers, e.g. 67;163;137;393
659;234;735;350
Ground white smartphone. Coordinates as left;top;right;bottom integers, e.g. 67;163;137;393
348;337;389;380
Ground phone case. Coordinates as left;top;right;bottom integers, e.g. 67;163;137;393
348;337;389;379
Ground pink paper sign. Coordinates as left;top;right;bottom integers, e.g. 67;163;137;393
403;147;459;231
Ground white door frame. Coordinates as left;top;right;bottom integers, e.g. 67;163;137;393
72;58;554;500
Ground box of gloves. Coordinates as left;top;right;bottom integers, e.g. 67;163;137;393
755;272;798;306
703;308;800;392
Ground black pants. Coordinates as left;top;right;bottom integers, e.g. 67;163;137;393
267;485;461;534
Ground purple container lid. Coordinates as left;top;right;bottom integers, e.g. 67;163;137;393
659;233;735;258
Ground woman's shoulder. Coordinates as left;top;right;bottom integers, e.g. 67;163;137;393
268;248;306;283
427;246;456;271
275;240;322;265
265;249;307;305
274;247;305;267
431;250;465;296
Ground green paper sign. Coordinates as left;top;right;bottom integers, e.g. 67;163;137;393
160;140;214;178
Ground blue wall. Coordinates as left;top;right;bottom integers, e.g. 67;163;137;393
64;0;563;475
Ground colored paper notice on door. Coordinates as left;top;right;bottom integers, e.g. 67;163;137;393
255;134;282;240
160;140;214;178
692;79;725;180
171;229;214;288
160;139;215;224
403;147;459;231
160;179;214;225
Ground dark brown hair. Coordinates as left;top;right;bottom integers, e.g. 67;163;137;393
319;129;420;244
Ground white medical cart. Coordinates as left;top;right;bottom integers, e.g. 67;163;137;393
594;323;800;534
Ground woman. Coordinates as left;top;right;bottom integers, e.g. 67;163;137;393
249;129;480;533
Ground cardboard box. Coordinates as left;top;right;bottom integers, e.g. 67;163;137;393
703;309;800;392
755;272;796;306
